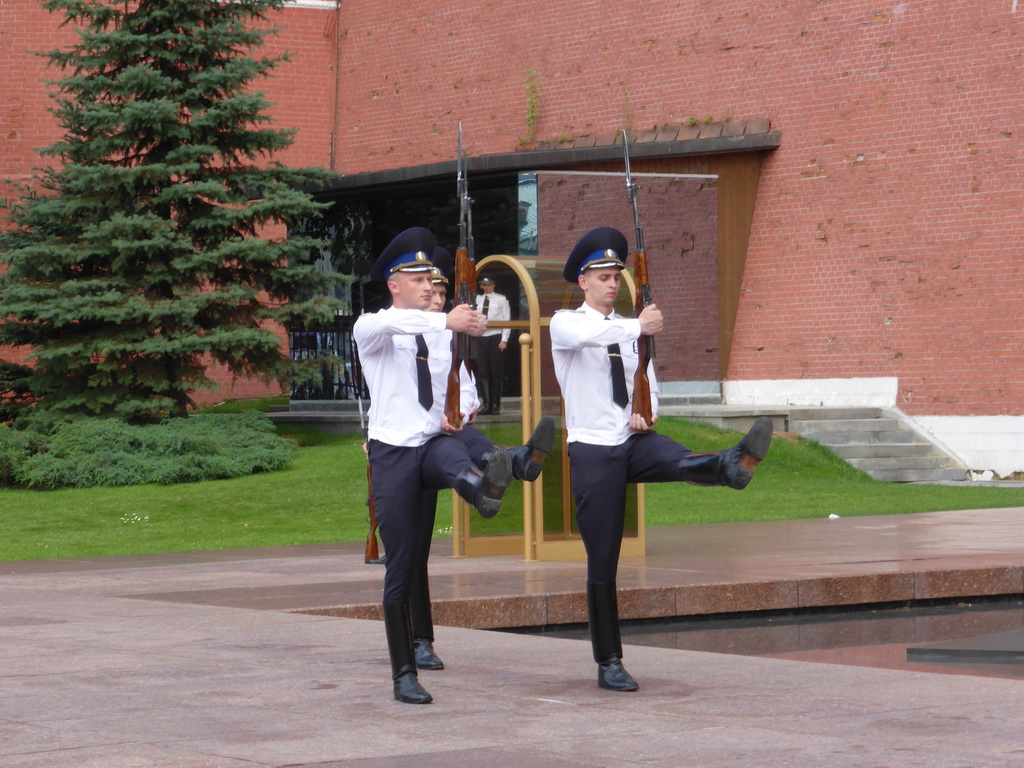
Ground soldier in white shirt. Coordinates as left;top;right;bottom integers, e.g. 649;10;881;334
406;247;552;674
473;275;511;414
355;229;551;705
550;227;774;693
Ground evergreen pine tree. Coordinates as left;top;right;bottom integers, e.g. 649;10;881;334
0;0;342;424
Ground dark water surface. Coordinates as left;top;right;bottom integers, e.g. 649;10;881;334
521;597;1024;680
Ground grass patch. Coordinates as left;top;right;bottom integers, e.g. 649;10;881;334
643;419;1024;524
0;434;367;560
0;417;1020;561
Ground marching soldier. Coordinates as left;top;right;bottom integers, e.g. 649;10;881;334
406;245;553;674
549;227;774;692
355;228;551;704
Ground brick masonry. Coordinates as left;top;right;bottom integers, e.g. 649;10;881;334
3;1;1024;416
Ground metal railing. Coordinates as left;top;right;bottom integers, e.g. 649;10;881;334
289;315;368;401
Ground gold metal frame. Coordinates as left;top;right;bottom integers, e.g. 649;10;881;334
451;255;645;562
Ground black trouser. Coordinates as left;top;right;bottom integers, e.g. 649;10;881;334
410;425;494;637
369;436;478;603
409;491;438;641
451;424;496;467
568;433;693;584
370;427;496;604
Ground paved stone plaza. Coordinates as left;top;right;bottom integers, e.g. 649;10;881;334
1;509;1022;767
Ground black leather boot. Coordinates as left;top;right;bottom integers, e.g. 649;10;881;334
410;566;444;670
491;379;503;414
413;638;443;670
477;380;491;415
454;446;512;519
383;601;432;704
675;416;773;490
509;416;554;482
587;582;639;692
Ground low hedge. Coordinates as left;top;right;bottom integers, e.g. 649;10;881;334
0;411;296;490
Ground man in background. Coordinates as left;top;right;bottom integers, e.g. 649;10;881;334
473;275;510;414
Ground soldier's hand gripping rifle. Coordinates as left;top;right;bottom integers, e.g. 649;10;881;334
444;123;476;428
623;129;655;427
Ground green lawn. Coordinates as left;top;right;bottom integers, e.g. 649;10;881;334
0;417;1021;561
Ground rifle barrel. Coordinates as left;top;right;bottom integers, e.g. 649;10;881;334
623;128;656;427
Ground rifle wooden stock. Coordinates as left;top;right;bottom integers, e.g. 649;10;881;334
444;244;473;428
443;363;462;429
631;248;655;426
364;463;380;563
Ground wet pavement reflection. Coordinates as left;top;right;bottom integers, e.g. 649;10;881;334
527;597;1024;680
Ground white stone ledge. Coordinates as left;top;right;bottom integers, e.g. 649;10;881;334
914;415;1024;479
285;0;337;10
723;378;898;408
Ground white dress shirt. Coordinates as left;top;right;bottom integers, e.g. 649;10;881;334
475;291;511;343
354;306;475;447
549;303;659;446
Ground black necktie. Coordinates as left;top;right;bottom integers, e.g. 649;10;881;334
482;296;490;316
414;334;432;410
607;343;628;408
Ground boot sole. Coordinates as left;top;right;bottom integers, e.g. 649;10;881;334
737;416;773;472
394;691;433;704
476;447;513;519
519;416;555;482
598;679;640;692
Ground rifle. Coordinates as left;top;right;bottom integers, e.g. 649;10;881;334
357;369;382;564
365;462;380;563
622;129;655;427
444;122;476;428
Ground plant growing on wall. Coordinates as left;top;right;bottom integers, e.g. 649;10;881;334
518;69;541;146
0;0;342;425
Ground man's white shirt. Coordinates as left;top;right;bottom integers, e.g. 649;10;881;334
354;306;478;447
475;292;511;343
549;303;659;446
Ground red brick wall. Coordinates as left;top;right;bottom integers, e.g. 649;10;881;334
534;172;720;383
5;1;1024;415
0;1;336;406
322;0;1024;416
0;0;73;197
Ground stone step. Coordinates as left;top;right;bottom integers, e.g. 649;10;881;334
870;467;970;483
829;443;943;460
849;456;956;472
657;394;724;407
790;417;903;434
800;429;918;445
788;407;884;421
781;405;968;484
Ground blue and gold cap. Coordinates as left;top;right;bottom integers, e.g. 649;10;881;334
369;227;436;281
563;226;628;282
430;246;452;285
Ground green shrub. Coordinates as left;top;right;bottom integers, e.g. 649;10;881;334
0;427;43;487
7;412;296;490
